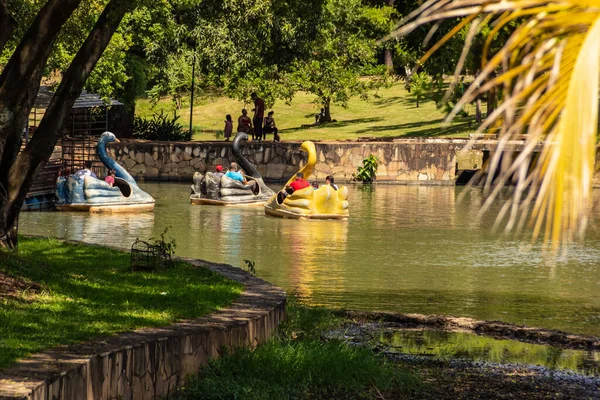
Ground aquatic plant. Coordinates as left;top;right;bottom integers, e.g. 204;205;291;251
243;259;256;275
353;154;379;183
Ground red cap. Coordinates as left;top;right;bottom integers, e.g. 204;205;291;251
215;165;224;172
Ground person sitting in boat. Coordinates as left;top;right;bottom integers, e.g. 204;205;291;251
75;161;97;179
225;162;257;190
104;169;116;186
325;175;338;190
278;172;310;203
214;164;225;179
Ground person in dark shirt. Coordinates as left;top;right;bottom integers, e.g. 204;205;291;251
237;109;253;136
325;175;338;190
263;110;279;142
251;92;265;141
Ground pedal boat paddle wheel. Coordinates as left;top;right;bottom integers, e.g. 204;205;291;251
55;131;155;212
264;141;349;219
190;132;275;206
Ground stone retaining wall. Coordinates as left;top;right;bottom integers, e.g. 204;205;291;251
0;258;286;400
108;139;468;184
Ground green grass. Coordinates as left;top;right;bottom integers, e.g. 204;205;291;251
173;296;421;400
0;237;243;368
135;83;476;142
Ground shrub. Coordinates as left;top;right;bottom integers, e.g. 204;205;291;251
410;72;430;108
132;111;192;141
353;154;378;183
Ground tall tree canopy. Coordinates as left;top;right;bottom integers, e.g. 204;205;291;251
0;0;139;248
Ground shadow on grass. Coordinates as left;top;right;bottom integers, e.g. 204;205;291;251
0;237;242;368
355;119;474;138
282;117;385;134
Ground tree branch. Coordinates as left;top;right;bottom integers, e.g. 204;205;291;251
0;0;82;195
4;0;134;229
0;0;16;53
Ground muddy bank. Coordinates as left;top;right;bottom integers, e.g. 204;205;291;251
338;310;600;351
393;356;600;400
0;271;40;300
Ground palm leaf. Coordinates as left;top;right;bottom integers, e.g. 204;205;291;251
389;0;600;248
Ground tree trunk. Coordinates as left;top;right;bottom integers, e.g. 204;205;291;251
416;96;420;108
384;0;395;72
0;0;16;53
0;0;83;250
0;0;131;249
0;0;82;178
384;48;394;72
322;98;332;123
475;97;482;123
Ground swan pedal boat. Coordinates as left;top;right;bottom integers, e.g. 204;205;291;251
264;141;349;220
55;132;155;213
190;132;274;206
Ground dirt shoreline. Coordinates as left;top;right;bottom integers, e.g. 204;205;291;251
338;310;600;351
392;356;600;399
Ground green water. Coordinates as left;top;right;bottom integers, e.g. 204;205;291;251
19;183;600;335
378;329;600;376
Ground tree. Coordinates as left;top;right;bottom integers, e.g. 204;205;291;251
392;0;598;246
289;0;393;121
141;0;324;108
0;0;16;52
410;72;429;107
0;0;137;249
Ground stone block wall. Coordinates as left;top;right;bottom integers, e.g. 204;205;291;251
0;259;286;400
108;139;466;184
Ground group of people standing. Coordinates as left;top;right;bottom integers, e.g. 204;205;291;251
223;93;280;142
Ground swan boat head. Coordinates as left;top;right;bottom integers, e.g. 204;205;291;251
55;131;155;212
264;140;349;219
190;132;275;206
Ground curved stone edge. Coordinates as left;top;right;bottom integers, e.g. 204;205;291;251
0;257;286;400
339;311;600;351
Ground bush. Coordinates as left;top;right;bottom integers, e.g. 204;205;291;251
353;154;378;183
132;111;192;141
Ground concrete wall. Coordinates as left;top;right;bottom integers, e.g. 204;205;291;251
108;139;467;184
0;259;286;400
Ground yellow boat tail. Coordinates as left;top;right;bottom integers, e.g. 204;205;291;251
264;141;349;219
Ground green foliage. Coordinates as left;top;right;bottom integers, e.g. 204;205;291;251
410;72;430;108
287;0;392;116
214;129;224;139
0;237;242;368
148;226;177;258
173;297;421;400
132;110;191;141
353;154;379;183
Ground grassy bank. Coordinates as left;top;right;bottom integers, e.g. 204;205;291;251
173;297;422;400
173;298;599;400
0;237;243;368
136;83;476;142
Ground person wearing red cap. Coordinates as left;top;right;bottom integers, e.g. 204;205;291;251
214;165;224;179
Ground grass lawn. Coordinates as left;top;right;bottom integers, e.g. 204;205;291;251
135;83;477;142
0;237;243;368
173;297;421;400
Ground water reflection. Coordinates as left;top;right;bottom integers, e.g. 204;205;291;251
19;183;600;335
379;329;600;376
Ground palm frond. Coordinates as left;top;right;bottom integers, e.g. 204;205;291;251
389;0;600;248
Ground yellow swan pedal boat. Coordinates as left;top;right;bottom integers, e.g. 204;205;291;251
264;141;349;219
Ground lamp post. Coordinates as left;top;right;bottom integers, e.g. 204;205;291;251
189;43;196;135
